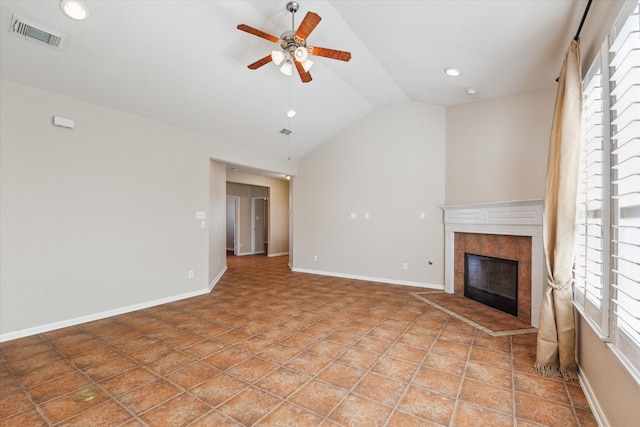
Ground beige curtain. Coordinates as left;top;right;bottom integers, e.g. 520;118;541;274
535;39;582;381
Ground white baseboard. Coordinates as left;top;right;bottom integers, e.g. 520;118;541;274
268;252;289;257
236;251;288;257
291;267;444;290
0;286;213;343
236;251;256;256
578;366;609;427
209;265;227;291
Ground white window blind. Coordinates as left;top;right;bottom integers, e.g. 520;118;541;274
575;57;608;333
609;1;640;375
576;0;640;380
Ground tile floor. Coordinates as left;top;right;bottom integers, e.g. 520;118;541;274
0;255;596;426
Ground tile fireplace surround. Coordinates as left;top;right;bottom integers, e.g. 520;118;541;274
442;200;544;327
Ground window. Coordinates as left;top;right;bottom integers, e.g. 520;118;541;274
575;0;639;380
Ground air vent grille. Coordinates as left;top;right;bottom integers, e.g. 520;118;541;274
10;15;64;48
280;128;293;135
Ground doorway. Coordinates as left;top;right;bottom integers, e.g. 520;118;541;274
226;196;239;256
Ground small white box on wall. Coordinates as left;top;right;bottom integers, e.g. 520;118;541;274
53;116;75;129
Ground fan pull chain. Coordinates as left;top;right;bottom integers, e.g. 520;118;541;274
288;73;292;160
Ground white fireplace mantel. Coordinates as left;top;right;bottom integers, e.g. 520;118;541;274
441;199;544;327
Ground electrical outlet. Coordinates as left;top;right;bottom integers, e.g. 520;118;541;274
188;270;194;279
402;263;408;270
313;255;318;262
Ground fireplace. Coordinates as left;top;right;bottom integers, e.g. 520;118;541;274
464;253;518;316
442;199;544;327
454;232;531;322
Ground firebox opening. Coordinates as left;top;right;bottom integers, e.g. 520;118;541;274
464;253;518;316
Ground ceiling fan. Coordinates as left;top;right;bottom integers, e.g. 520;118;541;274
237;1;351;83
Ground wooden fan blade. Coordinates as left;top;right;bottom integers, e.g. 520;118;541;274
294;11;321;42
308;46;351;62
247;55;273;70
294;60;312;83
237;24;280;43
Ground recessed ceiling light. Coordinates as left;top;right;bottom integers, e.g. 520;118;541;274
60;0;89;20
465;88;479;96
286;109;296;118
444;68;461;77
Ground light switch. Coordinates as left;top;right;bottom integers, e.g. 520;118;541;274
196;211;206;219
420;212;426;220
350;212;357;219
365;212;370;219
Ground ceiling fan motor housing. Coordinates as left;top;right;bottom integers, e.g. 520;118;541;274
286;2;299;14
279;30;303;54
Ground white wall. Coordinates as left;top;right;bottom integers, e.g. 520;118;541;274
293;102;446;287
208;160;228;285
445;91;555;205
576;316;640;426
0;80;290;338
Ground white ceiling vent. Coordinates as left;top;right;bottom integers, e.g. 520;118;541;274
10;15;65;49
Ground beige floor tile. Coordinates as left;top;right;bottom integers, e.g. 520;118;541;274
290;379;348;417
328;393;393;426
217;386;281;425
397;385;456;425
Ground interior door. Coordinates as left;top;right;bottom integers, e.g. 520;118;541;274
252;197;267;254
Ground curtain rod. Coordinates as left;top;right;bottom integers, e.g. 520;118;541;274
556;0;593;82
573;0;594;41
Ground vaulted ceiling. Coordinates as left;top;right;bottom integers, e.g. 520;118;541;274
0;1;587;162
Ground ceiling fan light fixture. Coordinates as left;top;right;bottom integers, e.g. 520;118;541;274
301;59;313;72
294;46;309;62
271;50;285;66
286;109;296;118
280;60;293;76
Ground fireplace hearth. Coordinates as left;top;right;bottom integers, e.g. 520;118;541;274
464;253;518;316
